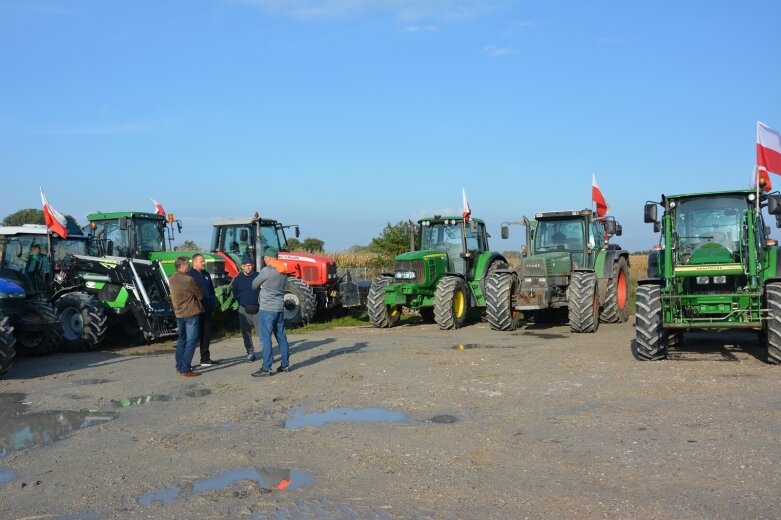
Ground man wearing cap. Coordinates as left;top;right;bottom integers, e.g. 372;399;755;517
250;247;291;377
230;255;260;362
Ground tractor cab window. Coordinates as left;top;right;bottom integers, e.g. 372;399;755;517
465;224;484;253
535;219;585;252
590;221;605;250
420;222;462;251
220;226;253;256
134;219;166;253
1;236;51;292
99;221;129;257
275;225;289;251
674;196;744;255
259;225;283;253
51;237;89;261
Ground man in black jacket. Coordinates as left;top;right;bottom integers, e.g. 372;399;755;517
231;255;260;362
188;254;219;367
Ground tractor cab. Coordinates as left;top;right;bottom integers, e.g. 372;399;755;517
418;216;488;276
211;216;289;273
86;212;171;258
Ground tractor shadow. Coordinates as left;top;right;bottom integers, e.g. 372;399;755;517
631;330;767;363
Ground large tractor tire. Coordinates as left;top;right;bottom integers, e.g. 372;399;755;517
434;276;469;330
54;292;108;352
568;271;599;333
634;284;667;360
15;301;62;356
283;277;316;327
763;282;781;364
367;276;401;328
0;314;16;378
600;257;630;323
485;272;519;331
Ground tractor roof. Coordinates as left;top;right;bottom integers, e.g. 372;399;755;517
664;189;758;200
212;217;280;226
418;216;485;224
535;209;594;220
87;211;165;221
0;224;88;239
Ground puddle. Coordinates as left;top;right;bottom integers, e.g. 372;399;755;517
0;393;118;458
111;394;171;408
139;467;313;507
429;414;458;424
185;389;212;398
73;379;114;386
286;406;407;429
138;485;180;507
451;344;500;350
0;467;16;483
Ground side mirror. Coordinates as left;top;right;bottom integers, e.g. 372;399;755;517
240;229;249;242
604;220;617;236
176;222;182;233
295;226;301;238
616;224;623;237
644;203;658;223
119;218;128;230
768;194;781;215
501;225;509;239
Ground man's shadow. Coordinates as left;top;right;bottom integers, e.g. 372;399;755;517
270;339;368;370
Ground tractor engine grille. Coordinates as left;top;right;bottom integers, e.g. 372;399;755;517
395;259;426;282
301;266;320;283
521;259;546;277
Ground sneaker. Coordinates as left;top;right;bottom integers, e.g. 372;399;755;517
276;365;290;373
246;353;256;363
251;369;273;377
200;359;220;367
179;371;201;377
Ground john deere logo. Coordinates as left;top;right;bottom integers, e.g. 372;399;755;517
675;264;742;273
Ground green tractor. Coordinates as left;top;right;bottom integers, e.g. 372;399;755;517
637;189;781;364
485;209;630;332
368;215;509;329
86;211;233;314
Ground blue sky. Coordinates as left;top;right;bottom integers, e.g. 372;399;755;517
1;0;780;252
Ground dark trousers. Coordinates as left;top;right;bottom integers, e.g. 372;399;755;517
238;306;257;354
198;311;212;363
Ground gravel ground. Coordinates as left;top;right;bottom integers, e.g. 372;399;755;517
0;318;779;519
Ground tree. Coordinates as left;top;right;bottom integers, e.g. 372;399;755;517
302;237;325;252
3;208;81;234
369;221;412;259
178;240;200;251
286;237;303;251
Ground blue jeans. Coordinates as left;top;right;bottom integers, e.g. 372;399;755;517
258;310;289;371
175;315;200;372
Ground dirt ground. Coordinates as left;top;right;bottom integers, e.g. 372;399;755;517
1;317;779;520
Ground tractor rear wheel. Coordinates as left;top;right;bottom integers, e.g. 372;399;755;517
367;276;401;328
15;301;62;356
485;272;519;331
434;276;469;330
0;314;16;378
764;282;781;364
634;285;667;360
283;277;316;327
54;292;108;352
600;257;630;323
568;271;599;333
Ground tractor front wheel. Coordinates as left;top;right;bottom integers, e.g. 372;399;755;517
634;285;668;360
600;257;630;323
485;272;519;331
0;314;16;378
54;292;108;352
763;282;781;364
15;301;62;356
367;276;401;328
434;276;469;330
283;278;316;327
568;271;599;333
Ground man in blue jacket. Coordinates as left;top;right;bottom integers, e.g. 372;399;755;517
230;255;260;362
188;254;219;367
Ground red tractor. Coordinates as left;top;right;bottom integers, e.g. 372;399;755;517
211;213;367;326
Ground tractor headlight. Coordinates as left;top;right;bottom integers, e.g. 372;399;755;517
712;276;727;284
696;277;710;285
395;271;416;280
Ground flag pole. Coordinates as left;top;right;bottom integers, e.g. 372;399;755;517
756;165;761;216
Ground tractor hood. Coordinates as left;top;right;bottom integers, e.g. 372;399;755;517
394;250;447;262
687;243;734;265
521;252;572;277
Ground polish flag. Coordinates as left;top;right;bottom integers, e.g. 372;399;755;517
40;188;68;238
757;121;781;191
151;197;166;216
592;173;609;218
462;188;471;222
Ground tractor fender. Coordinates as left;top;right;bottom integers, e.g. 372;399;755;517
637;278;662;287
594;248;629;304
50;286;90;303
475;252;509;282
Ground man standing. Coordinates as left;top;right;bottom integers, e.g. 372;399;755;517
169;256;203;377
231;255;260;362
188;254;219;367
250;248;290;377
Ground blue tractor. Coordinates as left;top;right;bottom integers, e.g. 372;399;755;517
0;277;22;377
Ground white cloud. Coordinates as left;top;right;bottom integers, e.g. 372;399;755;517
403;25;438;32
482;44;517;57
237;0;509;22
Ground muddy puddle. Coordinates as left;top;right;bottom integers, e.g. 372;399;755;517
73;379;114;386
429;414;458;424
0;393;118;458
0;467;16;484
286;406;407;428
139;467;313;507
451;343;502;350
111;389;212;408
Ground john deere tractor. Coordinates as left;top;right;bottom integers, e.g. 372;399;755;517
485;209;629;332
211;213;369;326
636;189;781;364
368;215;508;329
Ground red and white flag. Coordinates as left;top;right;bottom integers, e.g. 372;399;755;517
40;188;68;238
462;188;471;222
151;197;166;216
592;173;609;218
757;121;781;191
